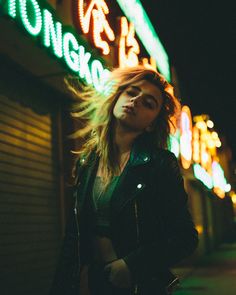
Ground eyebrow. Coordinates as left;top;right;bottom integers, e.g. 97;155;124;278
130;85;159;105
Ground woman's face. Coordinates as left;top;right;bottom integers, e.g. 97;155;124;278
113;79;164;133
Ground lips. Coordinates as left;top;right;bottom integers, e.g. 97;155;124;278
122;105;135;115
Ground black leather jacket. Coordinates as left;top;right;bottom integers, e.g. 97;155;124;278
50;135;198;295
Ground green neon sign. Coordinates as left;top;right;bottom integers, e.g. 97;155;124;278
168;130;180;158
0;0;110;92
43;8;63;58
212;161;229;193
193;162;230;193
116;0;170;81
193;164;213;189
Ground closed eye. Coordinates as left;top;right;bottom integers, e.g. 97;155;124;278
126;88;159;109
143;97;156;109
126;90;138;96
143;101;154;109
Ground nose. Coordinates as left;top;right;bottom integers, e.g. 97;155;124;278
130;94;142;105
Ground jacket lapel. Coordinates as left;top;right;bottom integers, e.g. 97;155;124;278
76;134;161;215
76;151;99;211
110;149;152;217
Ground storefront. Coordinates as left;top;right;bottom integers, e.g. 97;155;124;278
170;106;233;261
0;55;68;294
0;1;170;294
1;1;233;294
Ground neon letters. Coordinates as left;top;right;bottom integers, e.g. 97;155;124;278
116;0;170;81
76;0;115;55
0;0;110;92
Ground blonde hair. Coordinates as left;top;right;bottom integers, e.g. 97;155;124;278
67;66;180;190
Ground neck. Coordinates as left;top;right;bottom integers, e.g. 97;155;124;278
113;121;141;155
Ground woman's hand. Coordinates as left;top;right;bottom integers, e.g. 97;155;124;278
104;259;132;288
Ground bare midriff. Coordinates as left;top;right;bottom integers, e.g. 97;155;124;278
91;235;118;264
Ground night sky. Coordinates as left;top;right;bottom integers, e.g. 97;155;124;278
141;0;235;161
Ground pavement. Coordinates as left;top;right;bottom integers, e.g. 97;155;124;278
172;242;236;295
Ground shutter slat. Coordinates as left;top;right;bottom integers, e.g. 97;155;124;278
0;94;51;124
0;182;56;196
0;132;52;156
0;111;51;140
0;162;55;182
0;142;54;165
0;152;55;173
0;121;52;148
0;98;51;132
0;71;62;295
0;172;56;188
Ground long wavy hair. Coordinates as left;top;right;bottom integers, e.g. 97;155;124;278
67;66;180;190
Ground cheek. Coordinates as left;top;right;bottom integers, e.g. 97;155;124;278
113;95;126;113
140;111;159;125
113;98;122;116
113;101;119;115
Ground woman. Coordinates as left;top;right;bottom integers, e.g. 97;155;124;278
50;66;198;295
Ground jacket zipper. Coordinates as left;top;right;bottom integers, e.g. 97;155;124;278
134;200;140;244
134;200;139;294
117;183;146;216
73;182;81;280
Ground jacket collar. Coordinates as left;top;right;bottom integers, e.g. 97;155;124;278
129;134;153;166
81;132;155;167
77;133;158;212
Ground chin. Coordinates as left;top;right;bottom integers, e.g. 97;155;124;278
119;120;142;132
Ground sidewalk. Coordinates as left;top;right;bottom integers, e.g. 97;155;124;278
172;242;236;295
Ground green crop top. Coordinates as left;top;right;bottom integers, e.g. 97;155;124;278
91;176;119;236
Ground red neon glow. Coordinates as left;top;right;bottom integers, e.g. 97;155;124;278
78;0;115;55
142;56;157;71
118;16;140;68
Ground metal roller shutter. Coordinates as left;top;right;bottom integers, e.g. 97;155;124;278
0;94;62;295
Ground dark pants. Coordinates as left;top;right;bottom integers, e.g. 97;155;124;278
88;262;133;295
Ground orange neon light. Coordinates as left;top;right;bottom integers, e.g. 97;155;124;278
78;0;115;55
118;16;140;68
200;141;211;171
142;56;157;71
192;126;200;163
195;225;203;235
196;125;213;172
213;187;225;199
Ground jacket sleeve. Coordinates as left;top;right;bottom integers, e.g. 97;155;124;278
123;152;199;282
49;204;80;295
49;160;81;295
